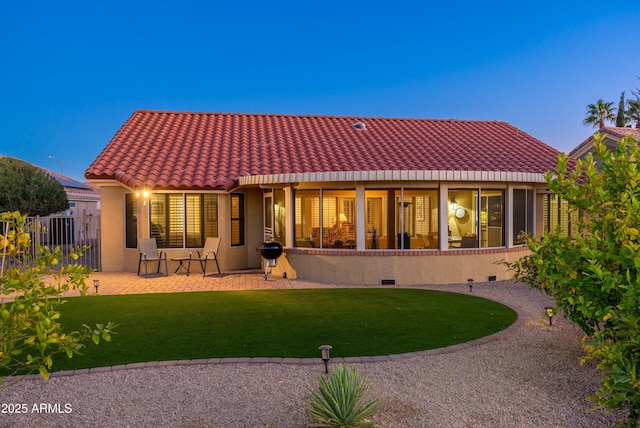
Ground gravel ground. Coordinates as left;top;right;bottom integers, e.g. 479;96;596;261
0;281;627;427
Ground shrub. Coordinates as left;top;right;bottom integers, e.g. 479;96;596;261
0;211;116;384
306;364;382;428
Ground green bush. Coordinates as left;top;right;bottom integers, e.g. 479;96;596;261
0;211;116;385
505;134;640;426
306;364;382;428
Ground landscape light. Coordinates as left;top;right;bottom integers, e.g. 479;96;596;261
545;307;554;326
467;278;474;292
93;279;100;294
318;345;332;374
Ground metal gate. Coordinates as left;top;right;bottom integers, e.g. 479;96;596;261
25;215;101;271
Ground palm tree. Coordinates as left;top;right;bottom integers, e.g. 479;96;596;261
628;99;640;128
583;99;616;129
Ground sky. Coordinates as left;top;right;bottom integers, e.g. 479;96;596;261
1;1;639;181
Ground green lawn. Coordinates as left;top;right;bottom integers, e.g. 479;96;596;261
50;288;516;371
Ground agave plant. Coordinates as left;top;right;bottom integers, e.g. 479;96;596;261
306;364;382;428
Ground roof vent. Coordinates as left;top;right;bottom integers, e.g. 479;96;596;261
352;121;367;131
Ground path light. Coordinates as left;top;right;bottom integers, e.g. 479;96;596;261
545;307;554;326
467;278;474;292
318;345;332;374
93;279;100;294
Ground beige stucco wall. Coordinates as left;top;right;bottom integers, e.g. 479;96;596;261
223;188;263;271
96;180;538;283
284;247;529;285
100;185;127;272
98;183;263;274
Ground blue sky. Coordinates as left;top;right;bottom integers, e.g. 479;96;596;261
1;1;639;181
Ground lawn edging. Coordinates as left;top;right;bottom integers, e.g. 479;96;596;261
5;301;525;383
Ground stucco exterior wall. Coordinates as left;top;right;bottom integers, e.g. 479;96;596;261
222;189;263;271
284;247;529;285
98;184;262;274
100;185;126;272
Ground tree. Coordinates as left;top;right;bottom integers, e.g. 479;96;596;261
504;134;640;426
616;92;628;127
1;211;116;384
0;157;69;216
583;99;616;129
628;99;640;128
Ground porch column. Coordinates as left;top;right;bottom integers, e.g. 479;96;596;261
506;185;514;248
356;184;365;251
137;198;150;240
439;183;449;250
284;186;295;248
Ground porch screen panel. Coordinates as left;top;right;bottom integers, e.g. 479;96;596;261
543;194;577;237
404;189;438;249
512;189;534;244
365;189;396;249
365;194;383;249
480;189;504;248
448;189;479;248
273;189;286;244
294;190;319;247
321;190;356;248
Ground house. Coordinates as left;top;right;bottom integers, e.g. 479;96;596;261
45;168;101;218
85;110;567;285
570;127;640;162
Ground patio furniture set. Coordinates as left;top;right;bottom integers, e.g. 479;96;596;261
137;237;221;277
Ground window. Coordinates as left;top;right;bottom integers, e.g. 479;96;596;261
129;193;218;249
543;193;579;237
512;189;534;244
125;194;137;248
230;193;245;246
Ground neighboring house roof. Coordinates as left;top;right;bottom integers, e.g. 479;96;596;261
85;110;564;190
0;155;100;202
570;126;640;159
43;168;100;203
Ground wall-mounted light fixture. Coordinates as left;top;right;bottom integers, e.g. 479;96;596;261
135;187;152;205
451;198;458;211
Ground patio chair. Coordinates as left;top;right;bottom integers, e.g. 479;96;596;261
459;234;478;248
195;237;221;277
137;238;168;276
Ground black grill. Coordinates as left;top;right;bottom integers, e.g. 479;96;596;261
259;241;283;261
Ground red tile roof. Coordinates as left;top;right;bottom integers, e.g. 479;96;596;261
570;126;640;158
85;110;563;190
